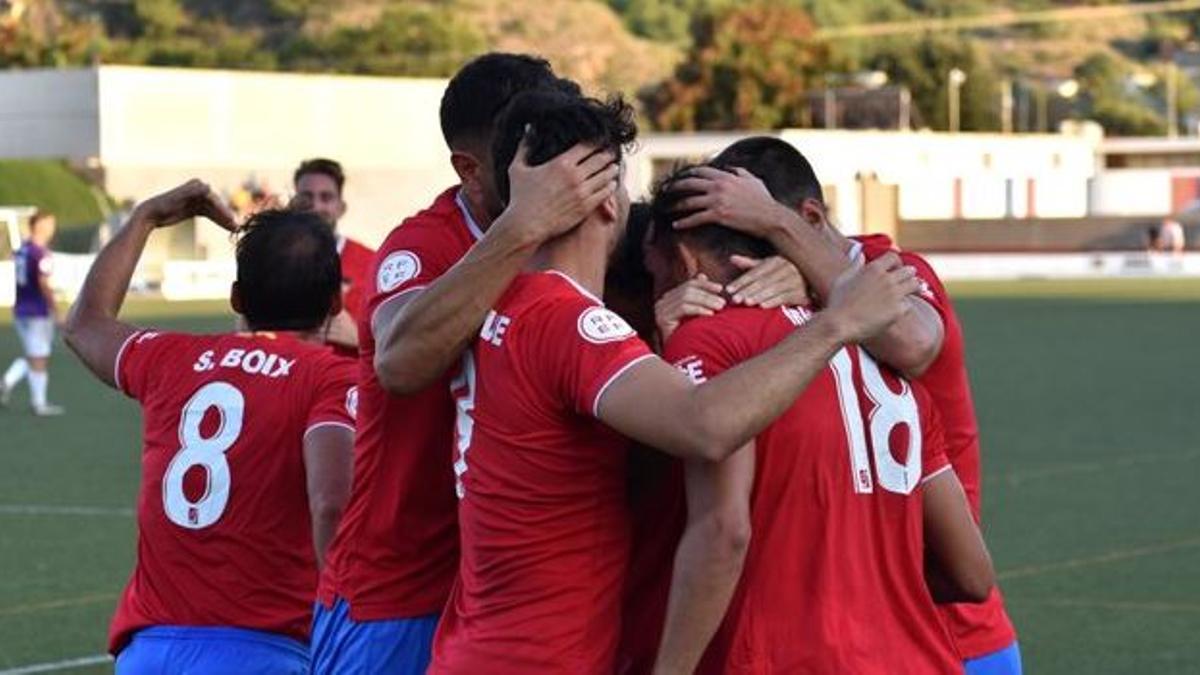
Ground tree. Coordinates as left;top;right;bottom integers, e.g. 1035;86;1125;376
641;3;827;131
867;35;1000;131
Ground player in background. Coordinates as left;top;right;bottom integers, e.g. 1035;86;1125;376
644;166;993;674
429;89;921;675
310;53;605;675
670;137;1021;675
63;181;357;674
2;211;64;415
293;158;376;350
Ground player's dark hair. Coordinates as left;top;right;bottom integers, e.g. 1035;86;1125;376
604;202;656;343
235;209;341;332
293;158;345;195
491;90;637;205
712;136;824;208
648;163;776;274
440;52;582;151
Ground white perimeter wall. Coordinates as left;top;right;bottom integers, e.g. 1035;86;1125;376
0;68;100;160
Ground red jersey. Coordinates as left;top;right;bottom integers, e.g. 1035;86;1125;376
318;187;480;620
662;305;958;674
856;234;1017;658
430;271;654;675
337;235;375;326
109;330;357;654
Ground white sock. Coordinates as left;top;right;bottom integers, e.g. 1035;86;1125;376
3;358;28;389
29;370;48;408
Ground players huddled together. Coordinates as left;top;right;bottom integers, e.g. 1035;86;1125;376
61;52;1021;675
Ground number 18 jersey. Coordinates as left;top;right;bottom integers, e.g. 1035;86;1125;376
108;330;357;655
663;306;959;675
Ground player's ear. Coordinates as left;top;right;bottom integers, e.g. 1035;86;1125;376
335;197;347;221
598;191;618;222
230;282;244;316
799;198;826;231
677;242;701;279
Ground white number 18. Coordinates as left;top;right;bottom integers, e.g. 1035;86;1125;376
828;347;922;496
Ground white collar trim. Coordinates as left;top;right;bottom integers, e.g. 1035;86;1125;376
455;189;485;242
545;269;603;304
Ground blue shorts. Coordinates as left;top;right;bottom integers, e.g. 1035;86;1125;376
310;596;439;675
115;625;308;675
965;641;1023;675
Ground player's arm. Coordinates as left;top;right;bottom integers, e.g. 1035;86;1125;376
64;180;236;388
36;258;59;322
599;254;920;461
673;167;944;378
373;142;619;395
303;425;354;569
922;469;995;603
654;445;754;675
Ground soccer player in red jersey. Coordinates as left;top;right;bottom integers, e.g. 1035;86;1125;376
293;157;376;350
63;181;357;674
641;166;994;674
671;137;1022;675
428;89;923;675
310;54;611;675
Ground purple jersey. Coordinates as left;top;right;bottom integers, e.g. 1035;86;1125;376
14;241;52;318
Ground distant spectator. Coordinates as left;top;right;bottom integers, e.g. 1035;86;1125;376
1145;225;1161;252
1160;218;1185;254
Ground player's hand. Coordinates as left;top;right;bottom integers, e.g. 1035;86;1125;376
725;255;810;308
654;274;725;340
501;133;620;243
669;166;791;238
133;179;239;231
823;252;919;343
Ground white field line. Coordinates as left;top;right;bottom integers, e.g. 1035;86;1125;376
0;655;111;674
0;505;133;517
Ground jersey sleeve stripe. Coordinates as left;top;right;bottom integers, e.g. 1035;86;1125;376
921;463;954;485
112;330;142;393
590;353;657;418
304;421;356;438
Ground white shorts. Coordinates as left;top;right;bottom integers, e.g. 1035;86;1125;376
14;317;54;359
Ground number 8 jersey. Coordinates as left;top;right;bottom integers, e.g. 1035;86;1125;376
107;330;357;656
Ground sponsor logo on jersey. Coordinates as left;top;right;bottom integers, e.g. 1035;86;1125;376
673;356;708;384
377;251;421;293
577;307;635;344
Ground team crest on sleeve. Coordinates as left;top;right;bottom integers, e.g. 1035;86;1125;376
577;307;636;344
345;386;359;419
377;251;421;292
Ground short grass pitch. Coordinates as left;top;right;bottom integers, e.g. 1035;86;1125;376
0;281;1197;673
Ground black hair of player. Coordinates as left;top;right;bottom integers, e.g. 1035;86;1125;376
235;209;341;332
648;163;776;274
604;202;657;343
440;53;582;151
294;158;345;194
712;136;824;209
491;90;637;206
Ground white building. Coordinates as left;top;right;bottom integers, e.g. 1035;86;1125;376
0;65;457;251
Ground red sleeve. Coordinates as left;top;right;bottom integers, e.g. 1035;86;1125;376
916;384;951;484
115;330;188;400
898;251;950;322
366;221;460;325
305;353;358;434
661;315;751;384
536;298;655;417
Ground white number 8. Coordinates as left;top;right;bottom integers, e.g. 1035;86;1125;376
163;381;244;529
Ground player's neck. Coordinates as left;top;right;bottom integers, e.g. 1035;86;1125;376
531;223;608;299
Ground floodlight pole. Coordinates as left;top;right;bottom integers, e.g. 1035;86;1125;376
949;68;967;132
